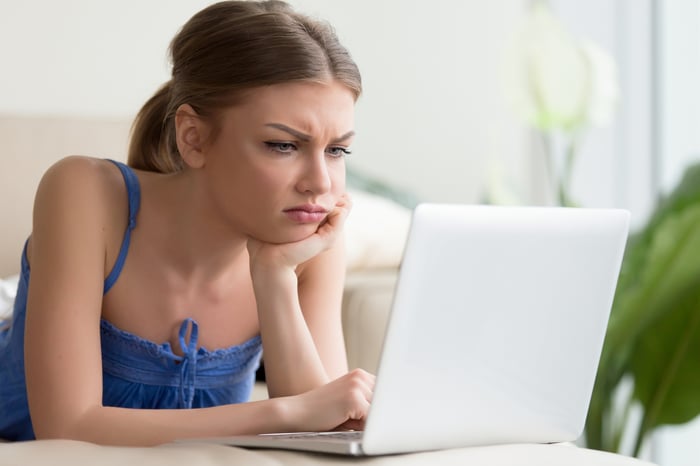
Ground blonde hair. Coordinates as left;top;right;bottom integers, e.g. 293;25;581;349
128;0;361;173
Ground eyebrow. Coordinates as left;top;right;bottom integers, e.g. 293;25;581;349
265;123;355;144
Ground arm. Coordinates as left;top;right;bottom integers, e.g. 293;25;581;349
297;234;349;379
24;158;371;445
248;198;350;398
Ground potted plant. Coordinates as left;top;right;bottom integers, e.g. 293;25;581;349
585;161;700;457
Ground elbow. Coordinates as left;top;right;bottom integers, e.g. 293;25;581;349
33;423;77;441
32;417;86;441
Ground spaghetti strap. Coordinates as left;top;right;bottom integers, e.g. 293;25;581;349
0;158;262;441
103;160;141;295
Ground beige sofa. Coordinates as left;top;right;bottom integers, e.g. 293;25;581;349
0;116;654;465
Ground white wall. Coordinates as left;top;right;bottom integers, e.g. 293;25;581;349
657;0;700;193
0;0;527;205
549;0;656;229
0;1;210;117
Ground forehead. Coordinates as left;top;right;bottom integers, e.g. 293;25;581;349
220;80;356;134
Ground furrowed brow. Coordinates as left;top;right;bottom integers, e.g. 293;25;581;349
266;123;355;144
265;123;311;142
331;130;356;144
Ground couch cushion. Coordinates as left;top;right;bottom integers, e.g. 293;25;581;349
342;270;397;373
0;274;19;321
344;190;410;272
0;116;131;278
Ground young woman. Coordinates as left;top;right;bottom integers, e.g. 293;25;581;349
0;0;374;445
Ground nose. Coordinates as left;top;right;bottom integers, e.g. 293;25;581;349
295;152;332;195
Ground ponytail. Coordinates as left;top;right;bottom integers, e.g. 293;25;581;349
128;1;361;173
128;81;182;173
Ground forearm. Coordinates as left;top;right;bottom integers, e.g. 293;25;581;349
252;267;330;397
38;398;293;446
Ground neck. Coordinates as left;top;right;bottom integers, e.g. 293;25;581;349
143;170;249;285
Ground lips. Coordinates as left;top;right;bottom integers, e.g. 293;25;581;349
283;204;329;224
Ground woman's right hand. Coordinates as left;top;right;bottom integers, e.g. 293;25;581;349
246;194;352;275
285;368;375;432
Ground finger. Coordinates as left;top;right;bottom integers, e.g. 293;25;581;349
344;370;374;403
349;369;376;390
358;378;374;403
335;192;353;211
312;208;348;245
336;194;353;219
326;193;353;226
334;419;365;432
317;203;351;237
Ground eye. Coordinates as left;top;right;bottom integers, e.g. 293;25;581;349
265;142;297;154
326;146;352;158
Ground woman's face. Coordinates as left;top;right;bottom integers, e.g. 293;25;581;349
199;80;356;243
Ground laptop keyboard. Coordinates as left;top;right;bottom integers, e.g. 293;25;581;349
261;431;363;441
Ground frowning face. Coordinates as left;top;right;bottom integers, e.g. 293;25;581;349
195;80;355;244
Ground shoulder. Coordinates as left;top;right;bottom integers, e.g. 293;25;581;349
34;156;127;216
37;156;122;195
28;157;130;262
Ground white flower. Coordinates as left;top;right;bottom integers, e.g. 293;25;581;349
580;39;619;128
503;1;619;133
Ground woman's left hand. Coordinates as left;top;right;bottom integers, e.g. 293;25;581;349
247;193;352;272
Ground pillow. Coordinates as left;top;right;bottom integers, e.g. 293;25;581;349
344;190;412;271
0;274;19;320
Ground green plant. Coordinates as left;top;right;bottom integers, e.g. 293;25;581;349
585;161;700;457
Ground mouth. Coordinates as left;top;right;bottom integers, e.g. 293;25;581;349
283;204;329;224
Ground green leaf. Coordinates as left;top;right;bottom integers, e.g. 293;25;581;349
624;202;700;432
585;161;700;454
631;276;700;426
598;165;700;378
598;206;700;398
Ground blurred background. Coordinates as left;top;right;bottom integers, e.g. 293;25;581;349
0;0;698;464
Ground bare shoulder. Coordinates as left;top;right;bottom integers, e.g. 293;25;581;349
28;156;128;263
34;156;127;216
36;156;122;198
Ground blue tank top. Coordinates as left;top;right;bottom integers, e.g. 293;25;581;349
0;160;263;441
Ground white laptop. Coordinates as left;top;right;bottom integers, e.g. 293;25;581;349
187;203;630;456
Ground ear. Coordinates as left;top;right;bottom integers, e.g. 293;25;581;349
174;104;209;169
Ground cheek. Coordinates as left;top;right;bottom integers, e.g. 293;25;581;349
249;170;284;193
234;172;288;216
330;163;347;196
231;156;288;194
